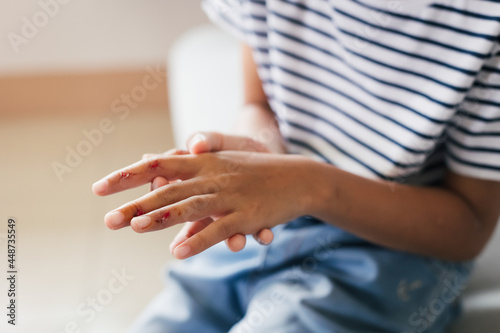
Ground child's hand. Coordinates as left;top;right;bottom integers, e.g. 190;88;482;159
146;132;275;254
92;151;313;260
185;132;275;251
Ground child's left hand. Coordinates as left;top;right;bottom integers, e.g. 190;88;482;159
92;151;315;259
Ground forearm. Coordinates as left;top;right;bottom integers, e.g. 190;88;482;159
238;43;285;154
232;102;286;154
303;160;491;261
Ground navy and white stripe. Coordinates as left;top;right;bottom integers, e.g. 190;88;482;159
203;0;500;182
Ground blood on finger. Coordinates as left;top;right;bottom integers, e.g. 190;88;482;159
156;211;170;224
150;160;160;169
120;171;131;179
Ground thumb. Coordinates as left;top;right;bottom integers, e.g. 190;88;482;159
150;176;169;191
186;131;269;154
186;132;215;154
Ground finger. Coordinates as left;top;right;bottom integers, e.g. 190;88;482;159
172;213;241;259
186;132;211;154
142;153;156;160
92;154;199;196
143;154;164;192
151;176;169;191
252;228;274;245
169;218;213;254
104;179;213;230
225;234;247;252
128;194;223;233
186;131;268;154
142;149;189;160
145;150;188;192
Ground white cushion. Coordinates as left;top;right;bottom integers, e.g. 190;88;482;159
168;25;243;147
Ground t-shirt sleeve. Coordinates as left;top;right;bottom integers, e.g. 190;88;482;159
445;42;500;181
202;0;248;41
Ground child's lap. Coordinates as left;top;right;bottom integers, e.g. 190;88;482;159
128;217;472;333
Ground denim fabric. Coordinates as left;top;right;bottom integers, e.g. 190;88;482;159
128;217;472;333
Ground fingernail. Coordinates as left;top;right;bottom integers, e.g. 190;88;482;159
174;245;191;259
257;238;267;245
92;179;108;194
105;211;124;227
190;134;205;148
132;216;152;230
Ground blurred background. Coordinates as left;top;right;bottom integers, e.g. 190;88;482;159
1;1;500;333
0;1;216;332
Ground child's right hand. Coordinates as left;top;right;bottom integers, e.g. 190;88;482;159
144;131;275;255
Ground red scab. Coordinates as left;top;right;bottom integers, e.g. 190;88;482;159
120;171;136;179
135;209;144;217
156;211;170;224
171;207;182;216
150;160;160;169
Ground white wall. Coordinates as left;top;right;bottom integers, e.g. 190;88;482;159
0;0;209;76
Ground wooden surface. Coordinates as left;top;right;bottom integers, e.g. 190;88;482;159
0;68;169;116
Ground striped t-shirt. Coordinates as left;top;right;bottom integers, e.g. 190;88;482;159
203;0;500;184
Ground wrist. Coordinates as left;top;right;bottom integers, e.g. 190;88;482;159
295;158;337;219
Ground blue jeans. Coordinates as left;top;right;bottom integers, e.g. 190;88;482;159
128;217;472;333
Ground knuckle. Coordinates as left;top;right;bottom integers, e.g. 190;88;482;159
130;201;144;216
156;185;177;203
188;196;207;215
147;156;161;170
218;220;233;239
202;178;221;194
195;233;210;252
